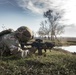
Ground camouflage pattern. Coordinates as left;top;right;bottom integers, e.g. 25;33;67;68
0;29;14;36
16;26;33;42
0;26;33;57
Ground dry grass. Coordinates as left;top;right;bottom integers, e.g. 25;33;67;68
0;49;76;75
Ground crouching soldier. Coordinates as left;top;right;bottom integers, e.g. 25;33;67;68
0;26;33;58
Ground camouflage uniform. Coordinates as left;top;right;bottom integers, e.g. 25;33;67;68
0;26;33;57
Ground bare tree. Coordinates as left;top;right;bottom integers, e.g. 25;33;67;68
44;9;65;41
37;21;50;38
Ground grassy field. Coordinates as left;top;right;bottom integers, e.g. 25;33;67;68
0;49;76;75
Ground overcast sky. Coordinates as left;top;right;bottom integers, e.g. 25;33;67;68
0;0;76;37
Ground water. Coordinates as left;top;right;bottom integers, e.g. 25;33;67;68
59;45;76;53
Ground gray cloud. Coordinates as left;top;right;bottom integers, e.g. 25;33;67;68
16;0;66;14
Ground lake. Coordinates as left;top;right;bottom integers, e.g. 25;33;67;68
58;45;76;53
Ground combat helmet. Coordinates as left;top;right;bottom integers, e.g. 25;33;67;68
15;26;33;42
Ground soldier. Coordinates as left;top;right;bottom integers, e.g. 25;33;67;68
15;26;33;49
0;26;33;57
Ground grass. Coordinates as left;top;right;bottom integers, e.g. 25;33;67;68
67;41;76;45
0;49;76;75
